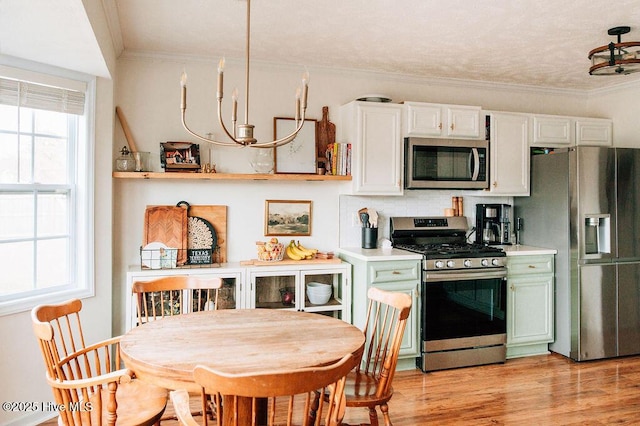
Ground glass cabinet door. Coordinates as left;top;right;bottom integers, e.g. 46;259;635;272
301;270;346;319
251;271;299;310
189;276;240;310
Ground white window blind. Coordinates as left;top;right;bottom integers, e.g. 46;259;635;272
0;77;85;115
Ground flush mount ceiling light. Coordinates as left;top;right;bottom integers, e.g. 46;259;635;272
589;26;640;75
180;0;309;148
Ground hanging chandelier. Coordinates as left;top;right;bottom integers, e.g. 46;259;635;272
589;26;640;75
180;0;309;148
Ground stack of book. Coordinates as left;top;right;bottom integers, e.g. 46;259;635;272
325;142;351;176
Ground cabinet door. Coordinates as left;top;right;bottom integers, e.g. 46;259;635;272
354;104;403;195
126;269;243;331
405;103;443;136
507;274;554;346
301;267;350;322
249;270;299;310
489;112;530;196
532;116;572;146
447;106;481;138
576;119;612;146
372;281;420;358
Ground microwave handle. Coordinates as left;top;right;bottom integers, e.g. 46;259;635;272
469;148;480;181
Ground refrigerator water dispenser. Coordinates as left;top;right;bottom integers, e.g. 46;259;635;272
584;215;610;255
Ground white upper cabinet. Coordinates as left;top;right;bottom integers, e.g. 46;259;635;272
530;115;612;147
575;118;612;146
339;101;403;196
531;115;573;146
486;111;530;196
404;102;482;139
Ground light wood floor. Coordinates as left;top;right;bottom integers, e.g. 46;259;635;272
40;353;640;425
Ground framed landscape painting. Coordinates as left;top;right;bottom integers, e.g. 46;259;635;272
265;200;312;236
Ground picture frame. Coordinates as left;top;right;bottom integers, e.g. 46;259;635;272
265;200;312;236
273;117;317;174
160;142;201;172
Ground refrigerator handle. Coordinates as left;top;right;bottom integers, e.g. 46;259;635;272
469;148;480;181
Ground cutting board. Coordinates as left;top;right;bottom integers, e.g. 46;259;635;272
240;258;341;266
188;205;227;263
143;204;188;265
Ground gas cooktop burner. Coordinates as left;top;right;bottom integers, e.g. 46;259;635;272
395;242;506;257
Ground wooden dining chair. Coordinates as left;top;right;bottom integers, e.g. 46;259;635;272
132;275;224;422
342;287;412;426
31;298;167;426
169;353;357;426
132;275;224;326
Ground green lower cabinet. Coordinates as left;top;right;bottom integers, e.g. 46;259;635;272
506;254;555;358
339;254;422;371
372;281;420;362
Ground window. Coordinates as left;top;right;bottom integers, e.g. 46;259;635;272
0;67;94;315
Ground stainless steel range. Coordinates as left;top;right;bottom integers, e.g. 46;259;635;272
390;216;507;372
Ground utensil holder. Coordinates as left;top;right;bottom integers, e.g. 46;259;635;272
362;227;378;249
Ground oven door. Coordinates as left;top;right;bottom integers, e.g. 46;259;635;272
422;269;507;343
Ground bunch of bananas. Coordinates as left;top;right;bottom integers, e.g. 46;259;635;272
285;240;318;260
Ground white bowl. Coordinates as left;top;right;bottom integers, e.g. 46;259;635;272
307;282;332;304
307;282;331;291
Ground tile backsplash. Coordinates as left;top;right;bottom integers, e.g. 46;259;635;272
339;192;512;247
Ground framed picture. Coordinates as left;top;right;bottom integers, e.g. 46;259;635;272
265;200;312;236
160;142;201;172
273;117;317;174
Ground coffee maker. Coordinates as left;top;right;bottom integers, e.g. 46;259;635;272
475;204;512;245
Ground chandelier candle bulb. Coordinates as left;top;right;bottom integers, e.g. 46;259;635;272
232;88;238;123
217;57;225;99
301;71;309;108
180;71;187;109
295;88;301;122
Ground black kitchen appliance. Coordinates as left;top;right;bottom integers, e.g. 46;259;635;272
475;203;512;245
390;216;507;372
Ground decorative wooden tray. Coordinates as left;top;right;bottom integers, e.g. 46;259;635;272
240;258;341;266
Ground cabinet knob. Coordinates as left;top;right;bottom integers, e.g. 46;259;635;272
392;271;401;275
438;123;443;130
528;265;536;269
450;123;455;131
510;285;515;291
493;181;498;187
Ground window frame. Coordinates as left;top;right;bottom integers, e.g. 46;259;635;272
0;60;95;316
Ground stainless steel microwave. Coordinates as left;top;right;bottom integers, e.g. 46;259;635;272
404;137;489;189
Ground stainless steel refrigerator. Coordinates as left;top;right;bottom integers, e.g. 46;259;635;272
514;146;640;361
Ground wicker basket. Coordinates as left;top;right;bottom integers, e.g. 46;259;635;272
256;242;284;262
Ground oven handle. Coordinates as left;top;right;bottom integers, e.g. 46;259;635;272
425;269;507;282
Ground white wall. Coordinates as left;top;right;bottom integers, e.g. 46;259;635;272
587;80;640;147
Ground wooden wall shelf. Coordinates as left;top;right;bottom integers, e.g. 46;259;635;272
112;172;351;181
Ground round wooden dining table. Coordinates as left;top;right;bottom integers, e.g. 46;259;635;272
120;308;365;394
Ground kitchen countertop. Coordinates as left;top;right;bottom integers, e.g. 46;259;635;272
336;247;423;261
498;245;557;256
338;245;557;260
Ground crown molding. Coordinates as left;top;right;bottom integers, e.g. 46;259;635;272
101;0;124;57
118;49;640;99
